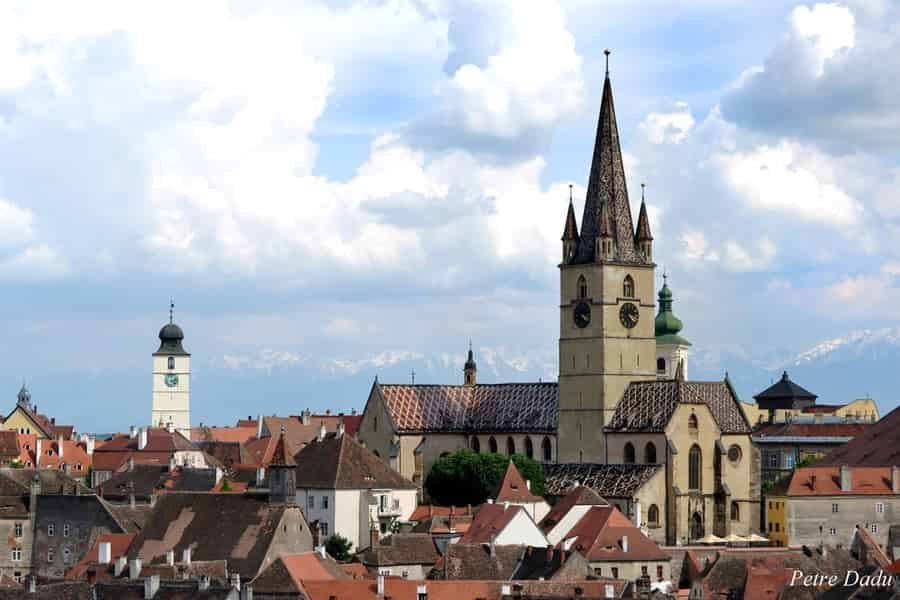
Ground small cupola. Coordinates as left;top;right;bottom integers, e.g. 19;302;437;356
17;383;31;407
156;300;189;355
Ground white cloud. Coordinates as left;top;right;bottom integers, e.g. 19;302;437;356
679;230;720;263
324;318;360;338
790;3;855;77
639;102;695;144
0;198;35;248
714;141;862;227
723;238;777;272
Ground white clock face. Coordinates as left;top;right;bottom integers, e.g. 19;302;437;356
164;374;179;387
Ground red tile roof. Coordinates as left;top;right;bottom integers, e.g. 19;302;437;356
783;466;897;496
539;485;608;532
457;503;524;544
562;505;669;562
377;382;558;433
66;533;135;580
269;431;296;467
189;426;257;444
294;432;415;490
753;422;869;438
300;579;628;600
492;462;544;503
818;405;900;467
741;565;793;599
409;505;474;521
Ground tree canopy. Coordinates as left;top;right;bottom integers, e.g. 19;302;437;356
325;533;354;561
424;449;545;506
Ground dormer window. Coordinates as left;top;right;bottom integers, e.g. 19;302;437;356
623;275;635;298
168;356;175;370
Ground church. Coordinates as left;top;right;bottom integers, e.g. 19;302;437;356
357;59;759;545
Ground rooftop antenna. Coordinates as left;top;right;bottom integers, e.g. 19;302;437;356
604;48;611;77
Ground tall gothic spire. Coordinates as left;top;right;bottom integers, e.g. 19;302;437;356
572;55;637;264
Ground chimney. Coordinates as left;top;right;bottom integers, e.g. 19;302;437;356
182;548;192;566
198;575;210;591
489;533;496;557
256;467;265;487
57;435;64;459
487;498;494;504
351;408;357;416
501;584;512;597
143;574;160;599
166;421;174;434
621;535;629;553
240;584;254;600
35;439;42;467
27;575;36;593
230;573;241;590
128;456;135;472
370;525;380;549
166;550;175;566
302;409;311;426
417;584;427;600
98;541;112;565
317;545;327;559
129;558;142;580
337;421;345;438
114;556;127;577
377;574;385;597
256;415;263;439
810;474;816;490
892;466;899;494
318;422;327;442
139;428;148;451
130;425;137;439
840;464;851;492
168;455;176;472
325;409;331;416
86;436;94;456
215;466;223;485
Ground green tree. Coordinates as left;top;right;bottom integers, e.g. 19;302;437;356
325;533;354;561
424;448;545;506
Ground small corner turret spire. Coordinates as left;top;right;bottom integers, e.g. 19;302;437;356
635;182;653;262
561;184;580;261
464;341;477;386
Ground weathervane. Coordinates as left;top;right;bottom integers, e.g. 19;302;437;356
411;370;416;385
604;48;611;76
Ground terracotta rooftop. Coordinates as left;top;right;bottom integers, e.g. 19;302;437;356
251;551;349;595
376;382;558;433
66;533;135;580
409;505;474;521
539;485;608;533
781;466;897;496
361;533;441;567
302;578;630;600
561;505;669;562
294;432;415;490
818;405;900;467
492;461;544;504
458;503;527;545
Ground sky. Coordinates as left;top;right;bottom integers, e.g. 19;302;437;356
1;0;899;432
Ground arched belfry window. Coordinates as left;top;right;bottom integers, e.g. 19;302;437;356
648;504;659;527
578;275;588;299
645;442;657;464
689;444;702;490
688;413;698;432
524;437;534;459
471;437;480;453
624;442;635;464
168;356;175;370
623;275;635;298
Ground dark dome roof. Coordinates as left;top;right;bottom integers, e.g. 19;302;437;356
158;322;184;341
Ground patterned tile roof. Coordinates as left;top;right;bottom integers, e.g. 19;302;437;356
606;379;750;434
377;382;557;433
543;463;661;499
817;405;900;467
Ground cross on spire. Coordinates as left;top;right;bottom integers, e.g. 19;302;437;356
169;299;174;324
568;183;573;203
641;182;646;202
603;48;611;76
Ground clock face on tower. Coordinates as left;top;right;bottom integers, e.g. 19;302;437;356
164;374;179;388
619;302;639;329
573;301;591;328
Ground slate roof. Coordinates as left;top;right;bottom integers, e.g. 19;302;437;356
543;464;660;499
93;581;236;599
100;500;153;533
97;465;218;499
492;462;544;504
606;378;750;434
293;432;416;490
0;581;92;599
511;546;592;581
126;492;311;578
818;405;900;467
360;533;441;567
376;382;558;433
0;467;91;495
753;371;817;405
752;421;869;440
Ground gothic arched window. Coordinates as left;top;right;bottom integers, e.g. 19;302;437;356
542;437;552;462
168;356;175;370
623;275;635;298
489;437;498;453
624;442;635;464
731;501;740;521
524;437;534;459
688;413;698;432
506;437;516;456
648;504;659;527
689;444;702;490
645;442;657;464
471;437;481;453
578;275;588;299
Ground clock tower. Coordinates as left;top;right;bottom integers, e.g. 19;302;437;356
151;302;191;436
557;58;657;463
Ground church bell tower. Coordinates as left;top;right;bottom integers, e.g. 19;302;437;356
151;302;191;436
557;53;657;463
